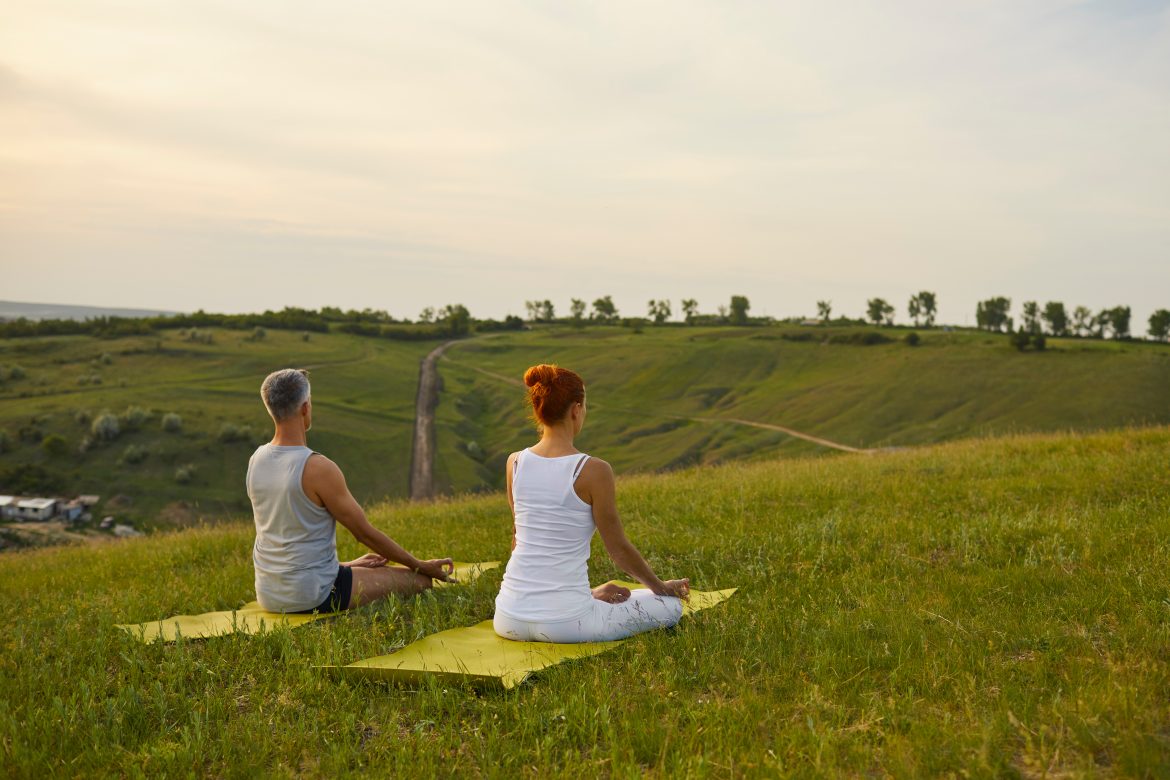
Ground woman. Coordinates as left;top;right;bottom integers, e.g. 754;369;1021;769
494;364;690;643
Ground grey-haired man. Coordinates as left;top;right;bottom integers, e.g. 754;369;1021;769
248;368;453;613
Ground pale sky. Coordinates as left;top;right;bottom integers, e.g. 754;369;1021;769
1;1;1168;331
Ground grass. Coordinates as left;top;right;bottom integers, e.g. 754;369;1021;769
2;426;1168;775
2;323;1167;529
0;329;438;525
432;324;1170;494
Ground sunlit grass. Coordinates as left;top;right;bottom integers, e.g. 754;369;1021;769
2;426;1168;775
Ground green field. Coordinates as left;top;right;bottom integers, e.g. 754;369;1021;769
2;426;1168;775
2;324;1167;533
432;325;1170;494
0;329;438;526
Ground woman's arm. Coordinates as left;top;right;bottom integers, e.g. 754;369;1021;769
304;454;453;581
578;458;688;599
505;451;518;552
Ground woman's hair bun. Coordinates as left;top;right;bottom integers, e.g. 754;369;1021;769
524;364;558;388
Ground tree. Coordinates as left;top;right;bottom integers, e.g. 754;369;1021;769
647;299;671;324
1094;309;1111;339
1108;306;1131;339
440;304;471;336
569;298;587;328
1010;328;1031;352
591;296;618;323
418;306;435;324
908;296;921;326
816;300;832;322
91;413;120;442
1072;306;1093;337
729;295;750;326
975;297;1011;332
1041;302;1068;337
867;298;894;327
538;300;555;322
915;291;937;327
681;299;699;325
524;301;539;322
1149;309;1170;342
1021;301;1040;334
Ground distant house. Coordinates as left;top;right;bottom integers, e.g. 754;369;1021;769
59;500;85;522
77;495;101;508
15;498;57;521
0;496;14;520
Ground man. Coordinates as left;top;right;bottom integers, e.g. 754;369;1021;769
248;368;453;613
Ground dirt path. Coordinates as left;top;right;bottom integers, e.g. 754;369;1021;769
439;354;875;455
408;341;459;500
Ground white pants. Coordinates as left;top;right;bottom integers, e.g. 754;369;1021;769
494;589;683;643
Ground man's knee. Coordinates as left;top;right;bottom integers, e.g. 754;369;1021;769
412;571;433;591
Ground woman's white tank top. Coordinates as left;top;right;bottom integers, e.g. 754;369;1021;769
495;448;595;622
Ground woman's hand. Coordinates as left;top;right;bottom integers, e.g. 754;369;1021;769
656;578;690;600
591;582;631;604
346;553;387;568
415;558;456;582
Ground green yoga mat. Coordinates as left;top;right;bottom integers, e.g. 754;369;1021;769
326;582;736;689
117;561;500;643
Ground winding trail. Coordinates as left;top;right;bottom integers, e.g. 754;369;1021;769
408;341;458;500
439;354;875;455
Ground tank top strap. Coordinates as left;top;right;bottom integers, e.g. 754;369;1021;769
571;454;590;479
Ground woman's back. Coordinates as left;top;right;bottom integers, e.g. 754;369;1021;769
495;449;594;622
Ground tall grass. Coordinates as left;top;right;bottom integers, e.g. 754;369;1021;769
2;427;1169;775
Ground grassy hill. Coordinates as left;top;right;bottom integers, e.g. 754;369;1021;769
1;426;1167;775
2;323;1166;531
0;328;439;526
433;324;1170;493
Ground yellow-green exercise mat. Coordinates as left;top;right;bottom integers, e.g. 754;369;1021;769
325;582;736;690
116;561;500;643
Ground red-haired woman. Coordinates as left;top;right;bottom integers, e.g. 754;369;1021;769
493;364;690;643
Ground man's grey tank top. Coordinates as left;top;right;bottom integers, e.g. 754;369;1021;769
247;444;338;612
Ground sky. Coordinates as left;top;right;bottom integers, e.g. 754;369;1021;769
1;1;1168;331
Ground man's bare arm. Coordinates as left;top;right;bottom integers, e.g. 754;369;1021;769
304;454;453;581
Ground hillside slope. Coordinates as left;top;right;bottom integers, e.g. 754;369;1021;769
1;427;1168;775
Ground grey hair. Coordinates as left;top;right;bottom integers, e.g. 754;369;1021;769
260;368;311;421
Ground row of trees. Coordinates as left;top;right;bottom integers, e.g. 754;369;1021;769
522;295;753;327
974;298;1156;340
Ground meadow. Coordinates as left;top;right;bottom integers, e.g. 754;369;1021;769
2;426;1168;776
2;322;1167;534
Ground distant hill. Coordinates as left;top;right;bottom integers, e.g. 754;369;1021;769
0;300;178;321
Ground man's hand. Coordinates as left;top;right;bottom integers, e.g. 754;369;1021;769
345;553;387;568
415;558;456;582
592;582;631;604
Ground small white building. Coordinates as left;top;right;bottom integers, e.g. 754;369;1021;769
0;496;14;520
59;500;84;522
15;498;57;521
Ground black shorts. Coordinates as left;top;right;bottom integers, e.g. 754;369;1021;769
295;565;353;614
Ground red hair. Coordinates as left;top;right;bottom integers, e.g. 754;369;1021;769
524;364;585;426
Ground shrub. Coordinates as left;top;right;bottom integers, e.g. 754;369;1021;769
251;327;267;341
118;444;148;466
1033;334;1047;351
77;435;93;455
0;430;11;454
77;375;90;386
174;464;197;484
905;332;921;347
89;374;102;385
9;365;26;380
1010;330;1031;352
218;423;254;443
122;406;150;431
161;413;183;433
75;409;92;426
42;434;68;458
100;353;113;365
91;413;120;441
302;332;311;342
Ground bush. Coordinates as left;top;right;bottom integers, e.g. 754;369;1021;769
91;413;120;441
1033;334;1047;351
827;332;892;346
1011;330;1031;352
174;464;197;484
41;434;68;458
100;353;113;365
75;409;92;426
118;444;148;466
9;365;26;380
250;327;267;341
161;413;183;433
218;423;254;443
77;435;93;455
121;406;150;431
905;332;921;347
0;430;11;454
77;375;90;386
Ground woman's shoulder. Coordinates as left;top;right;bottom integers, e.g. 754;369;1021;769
577;455;613;478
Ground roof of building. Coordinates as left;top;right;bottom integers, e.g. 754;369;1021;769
17;498;57;510
0;496;14;506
